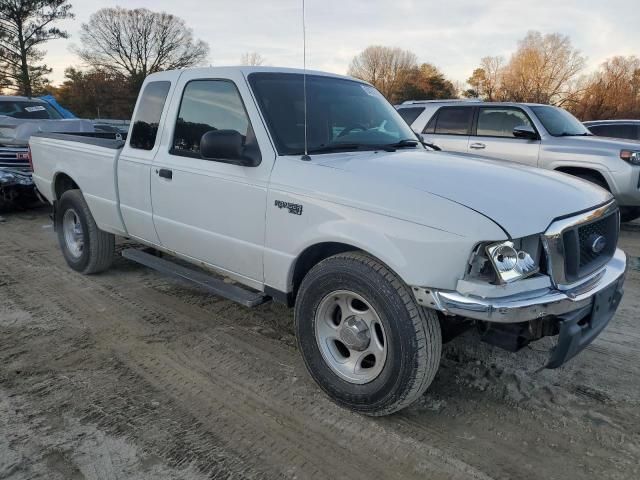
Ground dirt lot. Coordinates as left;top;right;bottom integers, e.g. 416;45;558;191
0;208;639;480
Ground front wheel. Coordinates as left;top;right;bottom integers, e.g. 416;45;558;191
620;206;640;223
55;189;115;274
295;252;442;416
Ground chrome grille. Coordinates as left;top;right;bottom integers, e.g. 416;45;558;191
542;202;619;287
0;146;29;168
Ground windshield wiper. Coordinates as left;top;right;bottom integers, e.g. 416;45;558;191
305;139;420;155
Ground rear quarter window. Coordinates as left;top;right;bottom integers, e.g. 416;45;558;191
129;81;171;150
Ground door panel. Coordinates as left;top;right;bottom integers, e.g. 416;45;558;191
469;107;540;166
118;78;173;243
150;70;275;283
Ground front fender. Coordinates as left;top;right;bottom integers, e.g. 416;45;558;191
263;191;507;293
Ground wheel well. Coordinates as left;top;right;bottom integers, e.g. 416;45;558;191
290;242;361;302
554;167;610;190
53;173;79;200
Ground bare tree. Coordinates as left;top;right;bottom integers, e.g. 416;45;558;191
348;45;417;99
499;31;585;106
572;56;640;120
0;0;73;97
240;52;265;66
76;7;209;91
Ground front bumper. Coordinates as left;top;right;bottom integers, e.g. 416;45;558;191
417;248;626;324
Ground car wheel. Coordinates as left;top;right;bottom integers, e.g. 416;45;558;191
55;189;115;274
295;251;442;415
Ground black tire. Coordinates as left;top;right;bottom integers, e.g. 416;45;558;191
55;189;115;274
620;206;640;223
295;251;442;416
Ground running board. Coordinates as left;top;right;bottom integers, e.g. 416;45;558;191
121;248;270;308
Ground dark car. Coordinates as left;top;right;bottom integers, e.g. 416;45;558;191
584;120;640;142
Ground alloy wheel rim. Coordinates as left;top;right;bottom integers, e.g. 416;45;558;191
62;209;84;258
315;290;388;384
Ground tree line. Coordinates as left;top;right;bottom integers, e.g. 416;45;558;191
1;1;638;121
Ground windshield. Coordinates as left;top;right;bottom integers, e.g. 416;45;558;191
0;100;62;120
248;72;420;155
530;105;589;137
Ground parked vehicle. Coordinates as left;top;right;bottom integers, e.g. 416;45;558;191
30;67;626;415
0;95;93;208
397;100;640;222
584;120;640;142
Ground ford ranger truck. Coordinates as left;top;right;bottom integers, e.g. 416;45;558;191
30;67;626;415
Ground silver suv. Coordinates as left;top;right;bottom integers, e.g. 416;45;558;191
397;100;640;222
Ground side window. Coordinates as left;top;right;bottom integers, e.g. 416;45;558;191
172;80;252;158
433;107;472;135
589;124;637;140
476;108;534;137
397;107;425;126
129;81;171;150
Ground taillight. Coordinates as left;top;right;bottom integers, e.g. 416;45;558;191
27;146;33;171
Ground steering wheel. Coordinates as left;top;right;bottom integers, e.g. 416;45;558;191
338;124;369;137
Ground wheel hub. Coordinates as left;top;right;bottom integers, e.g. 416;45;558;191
339;316;370;351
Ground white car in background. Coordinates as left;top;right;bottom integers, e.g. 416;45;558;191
397;100;640;222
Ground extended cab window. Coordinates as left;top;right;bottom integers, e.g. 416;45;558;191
476;108;534;137
433;107;472;135
171;80;251;158
129;81;171;150
397;107;425;126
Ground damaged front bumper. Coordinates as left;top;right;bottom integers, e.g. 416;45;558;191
413;248;627;367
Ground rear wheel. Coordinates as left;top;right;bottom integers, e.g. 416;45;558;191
55;189;115;274
295;251;442;416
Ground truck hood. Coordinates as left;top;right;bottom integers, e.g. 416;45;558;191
313;149;612;238
0;116;95;147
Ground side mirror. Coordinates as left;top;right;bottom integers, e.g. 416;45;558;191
200;129;261;166
513;125;538;140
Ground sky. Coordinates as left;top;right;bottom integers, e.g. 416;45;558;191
44;0;640;86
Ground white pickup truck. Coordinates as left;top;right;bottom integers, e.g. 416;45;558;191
31;67;626;415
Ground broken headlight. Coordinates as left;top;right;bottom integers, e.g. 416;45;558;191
486;240;539;283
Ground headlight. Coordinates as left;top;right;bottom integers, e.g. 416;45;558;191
620;150;640;165
486;240;539;283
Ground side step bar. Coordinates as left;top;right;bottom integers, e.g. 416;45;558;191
121;248;270;308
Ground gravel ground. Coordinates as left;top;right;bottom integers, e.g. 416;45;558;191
0;207;639;480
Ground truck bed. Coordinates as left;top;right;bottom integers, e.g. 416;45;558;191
30;131;128;235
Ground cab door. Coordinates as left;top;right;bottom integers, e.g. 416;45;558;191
467;107;541;166
117;75;174;243
150;69;275;286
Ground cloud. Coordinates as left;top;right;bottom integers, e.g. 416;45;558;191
43;0;639;85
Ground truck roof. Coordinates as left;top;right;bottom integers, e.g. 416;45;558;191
146;66;365;84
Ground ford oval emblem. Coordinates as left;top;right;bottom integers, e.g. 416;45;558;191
591;235;607;254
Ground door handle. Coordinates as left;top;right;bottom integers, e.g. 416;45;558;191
470;143;486;150
157;168;173;180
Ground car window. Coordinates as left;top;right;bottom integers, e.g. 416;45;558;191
588;124;638;140
530;105;589;137
476;108;534;137
248;73;418;155
397;107;425;126
172;80;252;158
129;81;171;150
433;107;472;135
0;100;61;119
